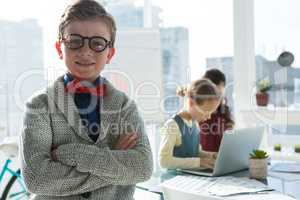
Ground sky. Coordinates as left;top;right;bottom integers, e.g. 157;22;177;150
0;0;299;80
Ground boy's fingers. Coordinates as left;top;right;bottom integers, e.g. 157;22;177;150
121;132;138;142
116;135;128;146
115;133;138;150
51;144;58;150
51;149;58;161
124;140;138;150
121;132;137;140
128;142;137;149
124;137;138;150
122;134;138;149
116;133;132;146
114;138;124;150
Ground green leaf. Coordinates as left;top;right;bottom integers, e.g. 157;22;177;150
249;149;269;159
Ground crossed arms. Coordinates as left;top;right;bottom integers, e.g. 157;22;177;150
20;98;153;196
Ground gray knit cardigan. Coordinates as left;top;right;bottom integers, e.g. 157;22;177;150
19;75;153;199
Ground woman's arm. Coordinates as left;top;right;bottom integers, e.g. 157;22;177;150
158;120;200;169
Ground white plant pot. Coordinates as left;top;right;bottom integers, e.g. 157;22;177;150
249;158;268;179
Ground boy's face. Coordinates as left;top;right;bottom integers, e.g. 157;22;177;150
60;19;115;82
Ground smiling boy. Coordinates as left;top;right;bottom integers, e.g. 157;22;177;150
20;0;153;199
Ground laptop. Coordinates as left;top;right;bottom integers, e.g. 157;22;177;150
178;127;264;177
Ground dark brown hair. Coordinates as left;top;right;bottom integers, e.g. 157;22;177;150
204;68;226;85
203;68;234;128
176;79;220;106
58;0;117;47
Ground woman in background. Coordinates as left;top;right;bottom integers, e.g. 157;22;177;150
199;69;235;152
159;78;220;170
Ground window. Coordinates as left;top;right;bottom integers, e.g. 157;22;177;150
0;0;236;172
254;0;300;147
255;0;300;108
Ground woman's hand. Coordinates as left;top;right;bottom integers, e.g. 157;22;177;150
199;150;218;169
200;157;216;169
114;132;139;150
200;150;218;159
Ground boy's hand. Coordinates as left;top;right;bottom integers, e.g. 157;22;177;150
51;145;58;161
114;132;138;150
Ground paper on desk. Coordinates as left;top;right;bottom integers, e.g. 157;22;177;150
147;185;163;193
207;177;273;197
271;163;300;173
160;175;273;197
229;193;297;200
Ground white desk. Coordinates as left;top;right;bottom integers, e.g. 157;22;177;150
161;177;296;200
162;189;295;200
137;169;300;200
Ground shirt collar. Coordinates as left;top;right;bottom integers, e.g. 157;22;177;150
63;73;102;87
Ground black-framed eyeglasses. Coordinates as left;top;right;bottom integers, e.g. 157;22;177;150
62;34;112;53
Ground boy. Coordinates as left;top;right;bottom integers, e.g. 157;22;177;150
20;0;153;199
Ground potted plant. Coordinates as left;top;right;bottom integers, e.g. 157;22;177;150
256;79;272;106
274;144;281;151
249;149;269;179
295;144;300;153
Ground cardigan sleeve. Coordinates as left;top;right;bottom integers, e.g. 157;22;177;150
56;99;153;185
